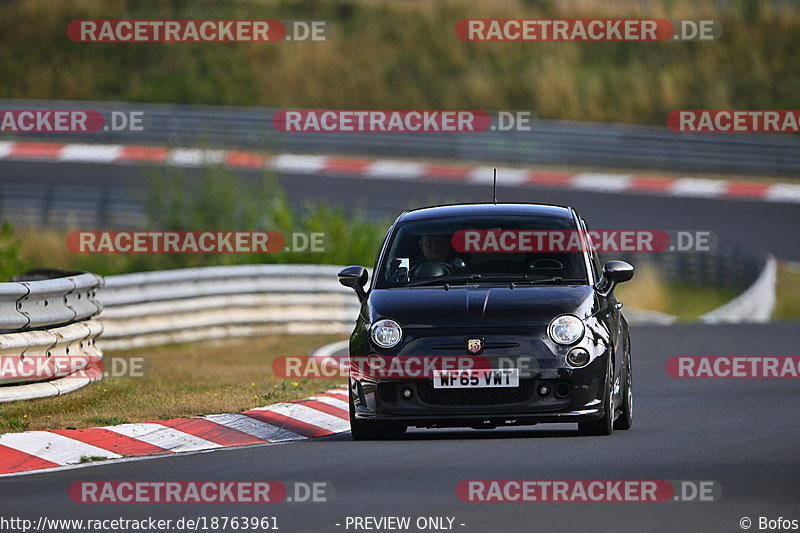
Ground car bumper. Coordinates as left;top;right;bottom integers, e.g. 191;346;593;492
350;356;609;428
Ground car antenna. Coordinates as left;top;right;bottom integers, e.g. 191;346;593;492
493;168;497;204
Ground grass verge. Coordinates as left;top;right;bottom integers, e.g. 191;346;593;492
773;263;800;320
0;333;347;434
614;262;740;320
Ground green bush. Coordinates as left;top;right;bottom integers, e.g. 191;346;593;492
0;222;27;281
144;165;388;269
44;166;389;275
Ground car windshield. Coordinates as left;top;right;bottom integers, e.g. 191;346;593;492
375;215;590;288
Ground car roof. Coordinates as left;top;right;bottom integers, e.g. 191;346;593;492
397;203;576;222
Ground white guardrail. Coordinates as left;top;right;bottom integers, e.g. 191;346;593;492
0;271;104;402
0;254;776;402
98;265;360;350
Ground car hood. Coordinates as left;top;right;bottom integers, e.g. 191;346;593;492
367;285;597;328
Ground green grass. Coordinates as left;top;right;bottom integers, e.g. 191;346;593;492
86;416;129;426
663;283;741;320
3;416;30;431
1;0;798;125
773;264;800;320
614;262;741;320
78;456;110;464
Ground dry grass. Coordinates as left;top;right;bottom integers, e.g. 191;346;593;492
615;261;739;320
662;282;740;320
773;263;800;320
614;262;667;312
0;333;347;433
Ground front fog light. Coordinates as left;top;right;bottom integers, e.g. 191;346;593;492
370;319;402;348
566;347;590;368
548;315;585;345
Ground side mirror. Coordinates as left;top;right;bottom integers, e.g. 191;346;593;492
597;260;634;295
338;266;368;302
604;260;634;283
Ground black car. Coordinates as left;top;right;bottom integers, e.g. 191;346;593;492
338;203;634;439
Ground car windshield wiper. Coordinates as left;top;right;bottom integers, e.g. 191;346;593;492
406;274;485;287
451;275;586;285
405;275;586;287
511;277;586;285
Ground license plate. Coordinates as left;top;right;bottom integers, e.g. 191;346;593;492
433;369;520;389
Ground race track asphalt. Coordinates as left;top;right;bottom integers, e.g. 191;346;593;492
1;322;798;533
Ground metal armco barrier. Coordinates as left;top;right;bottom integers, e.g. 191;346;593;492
0;321;103;385
98;264;360;350
0;270;103;333
0;270;104;403
2;99;799;175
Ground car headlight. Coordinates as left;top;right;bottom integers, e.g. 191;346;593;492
370;319;403;348
548;315;585;345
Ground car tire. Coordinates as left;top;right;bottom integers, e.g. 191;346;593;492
349;386;406;440
578;362;614;436
614;353;633;431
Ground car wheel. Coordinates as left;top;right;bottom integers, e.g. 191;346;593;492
614;355;633;430
349;385;406;440
578;363;614;436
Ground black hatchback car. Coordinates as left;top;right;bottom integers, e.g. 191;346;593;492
338;203;634;439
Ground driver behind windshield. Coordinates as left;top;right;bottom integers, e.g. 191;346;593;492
388;232;456;282
407;232;464;280
418;234;451;262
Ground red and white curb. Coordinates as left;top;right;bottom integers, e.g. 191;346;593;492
0;388;349;477
2;140;800;204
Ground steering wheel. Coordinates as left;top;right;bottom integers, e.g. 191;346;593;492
410;261;453;279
